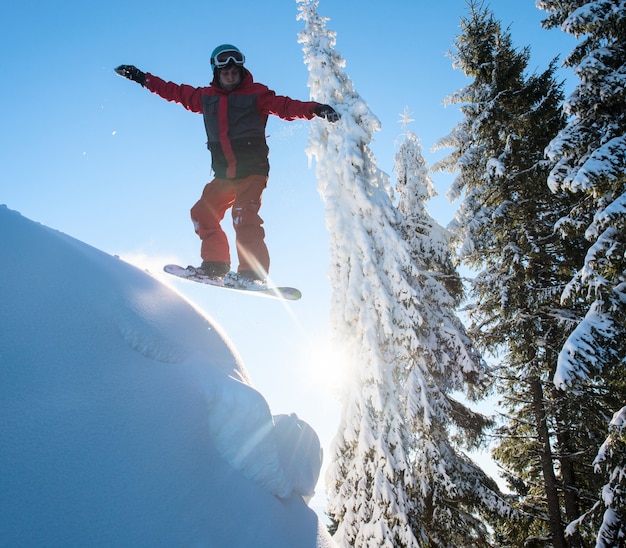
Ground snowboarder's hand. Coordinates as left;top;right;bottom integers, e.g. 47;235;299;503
114;65;146;86
314;104;340;123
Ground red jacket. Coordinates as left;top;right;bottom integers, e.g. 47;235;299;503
145;70;319;179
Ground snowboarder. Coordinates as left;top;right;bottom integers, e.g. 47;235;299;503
115;44;339;289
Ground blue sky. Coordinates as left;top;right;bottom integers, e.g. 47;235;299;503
2;0;577;512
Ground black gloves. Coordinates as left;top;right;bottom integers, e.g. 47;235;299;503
314;104;340;122
114;65;146;86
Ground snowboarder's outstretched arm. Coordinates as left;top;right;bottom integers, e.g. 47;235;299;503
256;84;340;123
114;65;204;113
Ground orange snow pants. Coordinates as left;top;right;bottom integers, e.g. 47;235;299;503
190;174;270;277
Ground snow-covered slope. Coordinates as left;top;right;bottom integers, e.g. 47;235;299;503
0;205;334;547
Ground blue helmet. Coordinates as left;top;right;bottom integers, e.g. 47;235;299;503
210;44;245;71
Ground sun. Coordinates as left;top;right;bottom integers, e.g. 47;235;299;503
300;334;353;396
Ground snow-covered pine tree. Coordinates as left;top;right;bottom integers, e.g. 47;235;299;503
296;3;421;545
538;0;626;394
537;1;626;543
297;0;512;543
433;3;606;546
395;110;465;304
394;111;513;546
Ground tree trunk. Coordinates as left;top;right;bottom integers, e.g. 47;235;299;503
556;408;583;548
530;376;567;548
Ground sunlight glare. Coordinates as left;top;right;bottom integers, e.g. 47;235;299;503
300;334;353;396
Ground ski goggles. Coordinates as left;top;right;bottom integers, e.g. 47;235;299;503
213;50;246;69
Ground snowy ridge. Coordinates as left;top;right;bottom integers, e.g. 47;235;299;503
0;205;333;547
206;375;292;498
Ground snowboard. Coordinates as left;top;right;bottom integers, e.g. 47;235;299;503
163;264;302;301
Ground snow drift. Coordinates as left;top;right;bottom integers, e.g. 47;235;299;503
0;205;334;547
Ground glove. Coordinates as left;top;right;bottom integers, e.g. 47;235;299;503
314;104;340;123
114;65;146;86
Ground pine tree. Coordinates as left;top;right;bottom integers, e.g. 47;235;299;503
297;1;511;545
395;109;464;303
297;2;424;544
538;0;626;393
537;1;626;543
432;2;606;546
395;111;513;546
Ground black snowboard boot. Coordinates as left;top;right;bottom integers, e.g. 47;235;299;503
199;261;230;280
